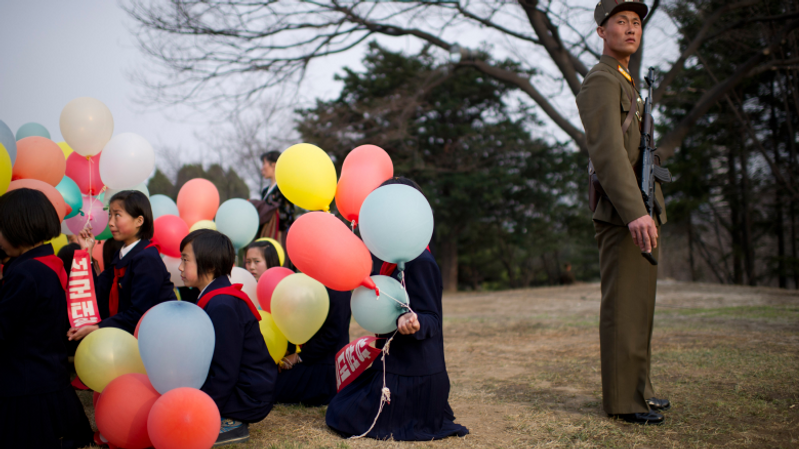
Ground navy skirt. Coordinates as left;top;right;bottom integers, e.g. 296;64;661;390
275;363;337;406
0;387;94;449
325;367;469;441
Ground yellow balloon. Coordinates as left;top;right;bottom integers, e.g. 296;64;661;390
74;327;147;392
255;237;285;266
275;143;337;212
271;273;329;345
47;234;69;255
189;219;217;232
258;311;288;364
57;141;74;159
0;143;10;195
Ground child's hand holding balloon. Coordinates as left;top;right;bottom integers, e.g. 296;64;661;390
77;223;96;253
397;312;420;335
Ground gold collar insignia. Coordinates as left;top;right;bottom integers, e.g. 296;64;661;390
617;65;633;85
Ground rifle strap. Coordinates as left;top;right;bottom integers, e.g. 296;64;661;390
621;86;637;135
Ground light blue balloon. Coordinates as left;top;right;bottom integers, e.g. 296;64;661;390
150;194;179;219
358;184;434;271
0;120;16;165
15;122;50;140
138;301;215;394
55;176;83;219
351;275;409;334
215;198;259;249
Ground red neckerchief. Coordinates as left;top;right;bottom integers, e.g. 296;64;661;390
197;284;262;321
379;246;430;277
33;255;68;291
109;242;158;317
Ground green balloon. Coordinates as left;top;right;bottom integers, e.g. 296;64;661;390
55;176;83;219
96;223;113;241
15;122;50;140
351;275;409;334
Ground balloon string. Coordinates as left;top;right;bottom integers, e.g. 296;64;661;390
349;330;397;440
351;220;356;233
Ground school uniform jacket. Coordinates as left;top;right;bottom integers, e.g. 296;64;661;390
575;54;667;226
374;250;446;377
95;239;176;333
199;277;277;422
0;244;71;397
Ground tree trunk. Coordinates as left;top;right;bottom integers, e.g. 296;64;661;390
439;232;459;292
772;81;787;288
739;135;756;286
728;145;744;285
688;215;697;282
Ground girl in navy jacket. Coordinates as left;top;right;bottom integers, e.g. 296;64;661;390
275;287;352;406
179;229;277;446
69;191;176;340
0;189;94;449
326;177;468;441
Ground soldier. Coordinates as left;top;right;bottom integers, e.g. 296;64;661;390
575;0;670;425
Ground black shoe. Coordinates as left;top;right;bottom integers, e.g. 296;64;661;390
214;419;250;446
646;397;671;411
610;411;665;425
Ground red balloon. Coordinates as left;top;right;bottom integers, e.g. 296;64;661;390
147;387;220;449
177;179;220;228
256;267;294;312
287;212;376;291
11;137;66;187
95;373;160;449
93;240;105;272
7;179;68;221
133;309;151;339
335;145;393;225
65;152;104;195
153;215;189;258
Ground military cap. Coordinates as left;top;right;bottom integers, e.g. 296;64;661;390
594;0;648;26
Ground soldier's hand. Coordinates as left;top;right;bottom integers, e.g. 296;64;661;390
628;215;658;253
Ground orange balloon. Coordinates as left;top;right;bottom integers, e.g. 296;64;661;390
7;179;68;221
335;145;393;225
286;212;376;291
147;387;220;449
95;373;160;449
93;240;105;272
177;179;220;228
11;136;66;186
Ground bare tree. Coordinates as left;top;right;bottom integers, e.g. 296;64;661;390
127;0;799;159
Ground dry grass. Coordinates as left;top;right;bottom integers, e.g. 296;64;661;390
78;281;799;448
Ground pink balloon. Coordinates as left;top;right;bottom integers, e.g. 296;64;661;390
256;267;294;312
153;215;190;258
65;152;104;196
286;212;376;291
177;179;220;228
335;145;393;225
66;196;109;236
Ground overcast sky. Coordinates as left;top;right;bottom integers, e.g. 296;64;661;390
0;0;679;194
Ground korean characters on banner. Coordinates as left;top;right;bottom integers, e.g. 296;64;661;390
335;336;382;392
67;250;101;328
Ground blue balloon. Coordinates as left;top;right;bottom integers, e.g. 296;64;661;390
215;198;259;249
358;184;434;271
137;301;215;394
16;122;50;140
351;275;409;334
150;194;179;219
0;120;16;165
56;176;83;219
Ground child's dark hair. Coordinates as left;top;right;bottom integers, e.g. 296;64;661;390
0;189;60;248
180;229;235;279
108;191;154;240
260;151;281;164
57;243;81;276
245;240;281;268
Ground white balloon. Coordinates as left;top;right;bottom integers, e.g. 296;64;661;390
229;267;258;307
61;220;74;236
59;97;114;157
163;255;184;287
99;132;155;189
104;183;150;206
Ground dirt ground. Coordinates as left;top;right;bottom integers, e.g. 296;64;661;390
79;281;799;448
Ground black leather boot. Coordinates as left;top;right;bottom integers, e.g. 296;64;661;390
610;411;665;425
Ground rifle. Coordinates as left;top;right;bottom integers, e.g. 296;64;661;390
639;67;672;266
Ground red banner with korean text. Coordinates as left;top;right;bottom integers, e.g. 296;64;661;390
67;250;101;328
335;336;383;392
